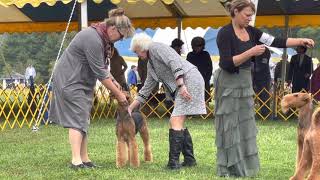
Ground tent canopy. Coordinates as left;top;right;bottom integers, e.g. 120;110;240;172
1;0;320;33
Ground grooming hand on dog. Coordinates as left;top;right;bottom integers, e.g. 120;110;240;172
281;93;320;180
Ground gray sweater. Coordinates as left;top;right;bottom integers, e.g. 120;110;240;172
136;42;196;103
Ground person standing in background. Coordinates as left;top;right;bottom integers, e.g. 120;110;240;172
110;48;128;90
25;64;37;113
127;65;138;87
25;64;36;86
171;38;184;55
252;47;271;117
288;46;313;92
274;54;290;87
187;37;212;106
137;57;148;91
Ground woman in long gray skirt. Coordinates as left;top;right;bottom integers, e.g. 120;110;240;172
128;33;206;169
49;8;134;169
215;0;314;177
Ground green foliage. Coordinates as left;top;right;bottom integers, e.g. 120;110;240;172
0;32;76;83
0;119;298;179
296;27;320;58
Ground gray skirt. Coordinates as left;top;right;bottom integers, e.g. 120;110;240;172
172;68;207;116
49;79;93;134
214;68;259;177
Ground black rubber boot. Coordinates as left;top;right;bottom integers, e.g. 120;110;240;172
167;129;184;170
181;128;197;167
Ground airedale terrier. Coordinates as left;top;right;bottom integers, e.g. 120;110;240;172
281;93;320;179
115;92;153;168
290;106;320;180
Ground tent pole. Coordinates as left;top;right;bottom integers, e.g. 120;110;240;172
177;17;182;39
77;0;88;31
161;0;185;39
249;0;259;26
77;2;81;31
80;0;88;30
273;15;289;120
281;15;289;92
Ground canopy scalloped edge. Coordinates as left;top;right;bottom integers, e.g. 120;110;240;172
110;0;208;5
0;0;102;8
1;15;319;33
0;0;208;8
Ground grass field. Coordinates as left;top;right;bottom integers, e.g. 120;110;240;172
0;118;298;180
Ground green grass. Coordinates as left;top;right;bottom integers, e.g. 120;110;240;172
0;118;298;180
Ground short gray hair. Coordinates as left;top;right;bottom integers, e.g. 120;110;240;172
130;33;153;52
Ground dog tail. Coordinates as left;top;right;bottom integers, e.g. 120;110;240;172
312;106;320;127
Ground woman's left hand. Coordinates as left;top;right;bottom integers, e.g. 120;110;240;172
301;38;315;48
179;85;192;101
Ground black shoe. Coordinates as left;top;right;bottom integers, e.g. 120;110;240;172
167;129;184;170
83;161;98;168
69;163;86;170
181;128;197;167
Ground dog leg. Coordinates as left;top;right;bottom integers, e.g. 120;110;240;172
140;124;153;162
128;137;140;168
307;159;320;180
296;137;304;170
127;141;130;165
306;137;320;180
290;139;312;180
116;139;128;168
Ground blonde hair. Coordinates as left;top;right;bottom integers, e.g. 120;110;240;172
130;33;153;52
105;8;135;38
224;0;255;17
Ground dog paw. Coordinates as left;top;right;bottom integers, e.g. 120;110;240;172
130;162;140;168
116;162;127;168
144;155;153;162
289;176;298;180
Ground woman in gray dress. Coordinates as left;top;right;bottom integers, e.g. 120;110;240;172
128;33;206;169
49;8;134;169
215;0;314;177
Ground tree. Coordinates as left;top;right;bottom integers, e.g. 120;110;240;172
0;32;76;83
296;27;320;59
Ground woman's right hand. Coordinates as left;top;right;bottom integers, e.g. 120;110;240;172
115;92;127;105
249;44;266;57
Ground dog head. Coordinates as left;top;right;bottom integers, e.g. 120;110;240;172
280;93;311;113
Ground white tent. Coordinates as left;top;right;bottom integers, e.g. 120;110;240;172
151;27;209;56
